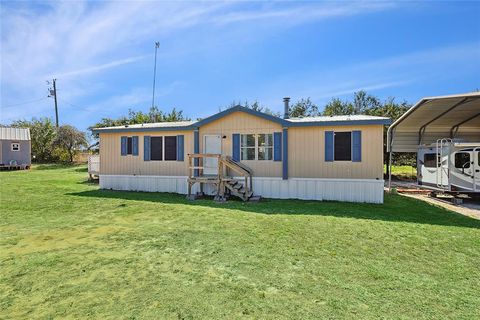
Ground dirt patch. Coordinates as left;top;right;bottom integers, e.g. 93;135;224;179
0;226;131;256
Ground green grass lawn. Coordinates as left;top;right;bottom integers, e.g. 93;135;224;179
385;165;417;180
1;165;479;319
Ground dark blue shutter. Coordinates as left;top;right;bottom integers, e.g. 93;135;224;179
132;136;139;156
325;131;334;162
274;132;282;161
121;136;127;156
232;134;240;161
352;130;362;162
177;135;184;161
144;136;151;161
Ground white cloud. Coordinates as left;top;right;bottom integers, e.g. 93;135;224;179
257;42;480;110
0;1;398;127
51;55;148;79
215;1;395;25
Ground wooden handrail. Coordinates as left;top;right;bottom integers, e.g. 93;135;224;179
224;156;253;175
187;153;253;200
221;159;249;177
188;153;221;158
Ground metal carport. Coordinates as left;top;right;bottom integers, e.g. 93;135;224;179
387;92;480;188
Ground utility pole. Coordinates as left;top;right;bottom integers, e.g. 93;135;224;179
48;79;59;127
151;41;160;109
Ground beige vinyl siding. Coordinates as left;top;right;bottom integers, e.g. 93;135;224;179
99;130;193;176
288;125;384;179
199;111;283;177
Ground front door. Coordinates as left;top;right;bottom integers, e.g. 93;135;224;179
203;135;222;175
452;149;475;191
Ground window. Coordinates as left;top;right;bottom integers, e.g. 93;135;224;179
164;136;177;161
334;132;351;161
150;137;163;161
240;134;273;161
423;153;437;168
11;143;20;152
127;137;133;155
258;134;273;160
455;152;470;169
241;134;256;160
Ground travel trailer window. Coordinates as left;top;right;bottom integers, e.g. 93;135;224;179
258;134;273;160
334;132;351;161
454;152;470;169
241;134;256;160
164;136;177;161
11;143;20;152
150;137;163;161
423;153;436;168
127;137;133;155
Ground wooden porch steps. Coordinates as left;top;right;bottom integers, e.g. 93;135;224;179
224;180;254;201
187;154;258;202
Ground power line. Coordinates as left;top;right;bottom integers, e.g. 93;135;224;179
1;97;48;109
58;98;90;112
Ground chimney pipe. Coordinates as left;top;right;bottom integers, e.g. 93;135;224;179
283;97;290;119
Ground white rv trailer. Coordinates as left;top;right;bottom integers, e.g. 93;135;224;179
417;139;480;193
387;92;480;194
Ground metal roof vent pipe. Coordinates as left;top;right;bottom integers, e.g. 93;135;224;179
283;97;290;119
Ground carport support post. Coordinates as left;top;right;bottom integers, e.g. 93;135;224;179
388;151;393;191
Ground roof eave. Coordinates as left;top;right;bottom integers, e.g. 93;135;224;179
91;125;197;134
286;119;392;127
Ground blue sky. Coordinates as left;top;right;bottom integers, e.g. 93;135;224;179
1;1;479;132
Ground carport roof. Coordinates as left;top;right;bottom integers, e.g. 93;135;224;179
387;92;480;152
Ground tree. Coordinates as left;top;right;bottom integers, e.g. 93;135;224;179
220;100;281;117
10;118;57;162
289;98;320;118
353;90;381;114
163;107;188;122
54;125;87;163
90;106;190;140
322;91;383;116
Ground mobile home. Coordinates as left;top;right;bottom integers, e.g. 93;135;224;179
92;99;391;203
0;127;31;170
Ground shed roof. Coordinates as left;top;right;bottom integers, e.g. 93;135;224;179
387;92;480;152
0;127;31;141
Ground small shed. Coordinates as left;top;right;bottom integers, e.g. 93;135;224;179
0;127;31;169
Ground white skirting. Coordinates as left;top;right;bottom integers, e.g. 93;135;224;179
99;175;384;203
99;175;192;194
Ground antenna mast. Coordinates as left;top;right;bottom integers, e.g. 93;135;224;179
152;41;160;109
